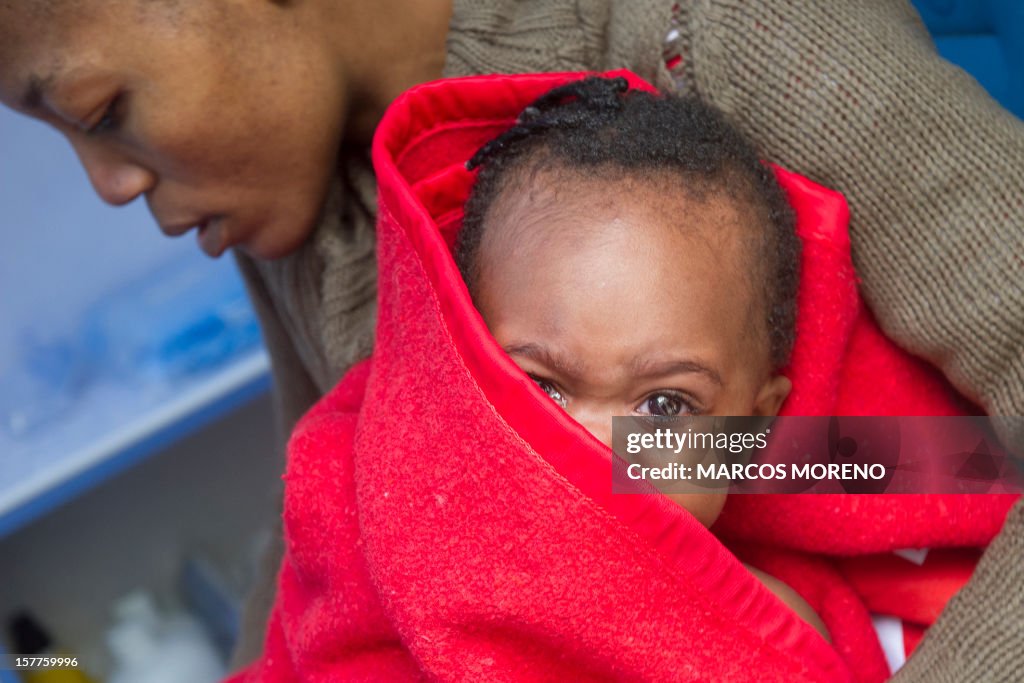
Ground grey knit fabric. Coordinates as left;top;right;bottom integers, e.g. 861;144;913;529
445;0;672;89
234;152;379;417
232;0;1024;673
681;0;1024;446
891;499;1024;683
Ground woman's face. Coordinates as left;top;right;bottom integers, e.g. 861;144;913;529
0;1;347;258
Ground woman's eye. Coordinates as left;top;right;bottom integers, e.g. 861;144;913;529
531;376;567;409
87;95;123;135
637;392;695;417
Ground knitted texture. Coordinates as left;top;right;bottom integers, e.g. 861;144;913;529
445;0;608;76
681;0;1024;442
445;0;673;88
891;498;1024;683
235;150;379;404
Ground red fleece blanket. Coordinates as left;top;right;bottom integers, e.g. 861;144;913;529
231;72;1016;682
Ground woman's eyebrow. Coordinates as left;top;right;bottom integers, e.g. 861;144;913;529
21;73;53;110
504;342;585;377
629;356;723;386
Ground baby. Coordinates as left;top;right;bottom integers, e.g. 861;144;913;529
456;76;828;640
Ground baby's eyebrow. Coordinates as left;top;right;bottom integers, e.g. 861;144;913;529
629;357;723;386
504;342;585;378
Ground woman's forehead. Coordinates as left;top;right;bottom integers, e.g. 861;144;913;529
2;0;176;17
1;0;92;63
0;0;194;111
0;5;83;114
1;0;182;48
0;24;56;113
1;0;94;34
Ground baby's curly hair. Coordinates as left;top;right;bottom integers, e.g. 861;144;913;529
456;76;800;369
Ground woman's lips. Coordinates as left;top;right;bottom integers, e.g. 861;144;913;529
159;215;230;256
197;217;228;257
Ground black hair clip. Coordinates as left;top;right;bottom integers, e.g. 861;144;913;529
517;106;541;124
466;76;631;171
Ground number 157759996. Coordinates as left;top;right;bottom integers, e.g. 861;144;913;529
11;656;79;670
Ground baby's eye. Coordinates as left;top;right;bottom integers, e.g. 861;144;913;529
530;376;567;409
636;392;695;417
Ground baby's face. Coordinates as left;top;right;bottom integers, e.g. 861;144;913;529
472;172;791;526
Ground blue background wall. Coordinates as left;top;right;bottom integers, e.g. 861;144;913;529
912;0;1024;117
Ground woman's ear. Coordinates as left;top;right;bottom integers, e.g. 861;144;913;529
753;374;792;416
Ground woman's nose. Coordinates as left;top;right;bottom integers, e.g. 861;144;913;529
72;140;156;206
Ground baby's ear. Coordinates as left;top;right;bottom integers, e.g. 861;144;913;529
753;375;792;417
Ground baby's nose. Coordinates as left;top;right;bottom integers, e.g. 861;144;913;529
570;407;614;450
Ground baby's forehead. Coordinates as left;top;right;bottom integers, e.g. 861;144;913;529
487;167;765;258
475;172;774;371
480;167;771;326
